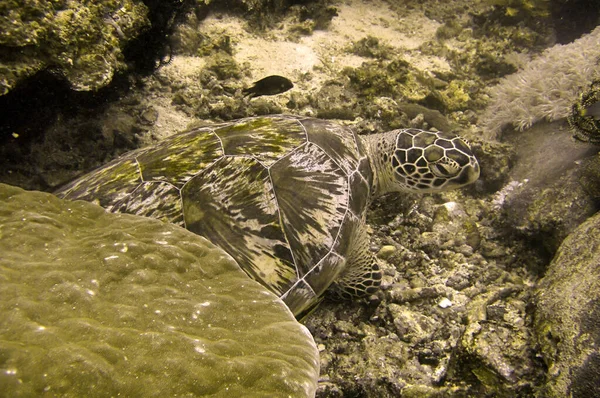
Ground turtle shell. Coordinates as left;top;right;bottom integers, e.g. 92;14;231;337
56;115;374;315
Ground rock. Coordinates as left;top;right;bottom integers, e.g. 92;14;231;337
438;297;453;308
499;122;599;256
377;244;397;259
0;184;319;397
534;211;600;398
578;153;600;200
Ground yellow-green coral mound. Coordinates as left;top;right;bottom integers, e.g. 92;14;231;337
0;1;149;94
0;184;319;397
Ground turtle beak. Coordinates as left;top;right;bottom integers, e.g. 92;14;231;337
453;158;480;186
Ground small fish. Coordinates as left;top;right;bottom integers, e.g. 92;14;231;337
581;100;600;119
243;75;293;98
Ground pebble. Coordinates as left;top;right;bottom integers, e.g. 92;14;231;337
377;245;396;259
438;297;453;308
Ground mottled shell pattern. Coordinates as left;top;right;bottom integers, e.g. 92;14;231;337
56;115;373;316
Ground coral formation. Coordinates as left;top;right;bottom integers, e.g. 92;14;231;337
0;1;149;95
481;25;600;139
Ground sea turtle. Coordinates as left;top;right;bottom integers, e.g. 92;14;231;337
55;114;479;317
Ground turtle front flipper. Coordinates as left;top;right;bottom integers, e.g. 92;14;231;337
333;221;382;300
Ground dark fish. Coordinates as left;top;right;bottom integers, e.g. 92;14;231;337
243;75;293;98
582;100;600;119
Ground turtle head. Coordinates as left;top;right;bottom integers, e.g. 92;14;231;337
373;128;480;195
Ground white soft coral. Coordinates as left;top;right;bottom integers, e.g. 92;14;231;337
482;26;600;140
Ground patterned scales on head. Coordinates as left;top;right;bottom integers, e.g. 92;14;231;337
56;115;479;317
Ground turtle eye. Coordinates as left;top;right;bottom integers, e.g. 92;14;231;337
431;159;460;178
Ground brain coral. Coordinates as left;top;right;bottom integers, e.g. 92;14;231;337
0;183;320;397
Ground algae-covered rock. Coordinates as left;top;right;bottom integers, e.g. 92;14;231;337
347;36;394;59
0;1;150;94
534;211;600;398
343;58;427;103
313;80;357;120
0;184;319;397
